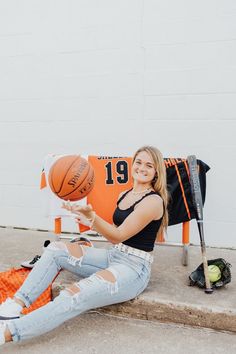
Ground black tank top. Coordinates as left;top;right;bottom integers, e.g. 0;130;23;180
112;189;163;252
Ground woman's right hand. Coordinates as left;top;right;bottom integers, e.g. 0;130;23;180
62;202;96;225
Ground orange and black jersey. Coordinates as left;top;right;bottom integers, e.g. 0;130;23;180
86;156;210;227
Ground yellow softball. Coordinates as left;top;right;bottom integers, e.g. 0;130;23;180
208;265;221;282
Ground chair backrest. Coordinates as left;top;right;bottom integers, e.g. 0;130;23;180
41;154;210;232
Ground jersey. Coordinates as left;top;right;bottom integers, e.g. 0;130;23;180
113;189;163;252
87;156;210;227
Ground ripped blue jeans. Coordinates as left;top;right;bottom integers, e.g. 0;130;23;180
7;241;152;342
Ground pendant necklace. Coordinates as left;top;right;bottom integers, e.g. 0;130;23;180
131;187;152;195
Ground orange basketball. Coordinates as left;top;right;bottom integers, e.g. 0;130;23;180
48;155;95;201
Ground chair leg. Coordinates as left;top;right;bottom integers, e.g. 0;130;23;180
182;221;190;266
54;217;62;236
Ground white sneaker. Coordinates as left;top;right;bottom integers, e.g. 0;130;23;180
0;322;7;345
0;298;22;320
21;254;41;268
21;240;51;269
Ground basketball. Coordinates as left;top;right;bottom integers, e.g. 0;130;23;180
48;155;95;201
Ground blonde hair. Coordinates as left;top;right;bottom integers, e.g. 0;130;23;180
132;146;169;236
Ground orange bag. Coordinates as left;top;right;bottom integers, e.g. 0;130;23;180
0;268;52;314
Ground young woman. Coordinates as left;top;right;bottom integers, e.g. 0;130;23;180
0;145;168;345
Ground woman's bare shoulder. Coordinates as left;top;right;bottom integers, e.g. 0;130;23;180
147;193;163;203
135;193;163;219
137;193;163;207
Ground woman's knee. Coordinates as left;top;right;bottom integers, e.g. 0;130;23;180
65;242;84;259
47;241;68;252
47;241;83;257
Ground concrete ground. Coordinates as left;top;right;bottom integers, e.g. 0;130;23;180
0;227;235;337
2;312;236;354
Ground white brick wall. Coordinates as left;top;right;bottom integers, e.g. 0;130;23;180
0;1;235;247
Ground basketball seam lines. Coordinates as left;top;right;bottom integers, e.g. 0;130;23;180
60;163;93;200
57;156;80;195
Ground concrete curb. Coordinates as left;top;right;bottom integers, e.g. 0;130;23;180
52;282;236;333
99;298;236;333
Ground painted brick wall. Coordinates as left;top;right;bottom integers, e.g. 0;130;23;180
0;1;235;247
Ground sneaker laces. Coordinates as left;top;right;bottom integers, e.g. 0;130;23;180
29;255;41;265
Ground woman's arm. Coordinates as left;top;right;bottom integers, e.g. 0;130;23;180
62;195;163;244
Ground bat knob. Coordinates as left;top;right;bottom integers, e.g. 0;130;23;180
204;288;213;294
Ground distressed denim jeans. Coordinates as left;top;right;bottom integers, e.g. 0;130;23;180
7;242;152;342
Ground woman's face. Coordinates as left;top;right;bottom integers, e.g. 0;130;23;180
132;150;156;185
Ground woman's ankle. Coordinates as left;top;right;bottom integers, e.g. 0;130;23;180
13;297;25;308
4;326;12;342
